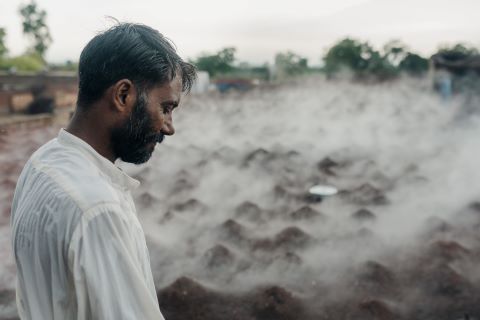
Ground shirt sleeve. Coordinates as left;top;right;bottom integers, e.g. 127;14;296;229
68;203;164;320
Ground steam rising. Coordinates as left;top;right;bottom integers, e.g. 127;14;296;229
1;76;480;318
129;76;480;318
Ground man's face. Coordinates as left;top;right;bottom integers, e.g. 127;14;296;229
111;77;182;164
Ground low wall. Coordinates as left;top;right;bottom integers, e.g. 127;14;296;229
0;72;78;114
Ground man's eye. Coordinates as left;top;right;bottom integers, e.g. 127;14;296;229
161;106;172;114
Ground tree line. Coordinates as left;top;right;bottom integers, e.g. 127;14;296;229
1;2;478;81
192;40;479;82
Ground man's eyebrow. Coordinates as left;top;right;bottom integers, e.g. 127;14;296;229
160;100;179;108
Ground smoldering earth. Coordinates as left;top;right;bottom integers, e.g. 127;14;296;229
1;76;480;319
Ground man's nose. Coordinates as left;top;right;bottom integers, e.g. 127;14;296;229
161;116;175;135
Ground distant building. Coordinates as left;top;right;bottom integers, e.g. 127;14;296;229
430;53;480;97
431;53;480;75
213;78;253;93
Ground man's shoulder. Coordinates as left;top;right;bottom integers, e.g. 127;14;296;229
27;139;121;212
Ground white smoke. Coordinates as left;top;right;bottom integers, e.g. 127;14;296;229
1;76;480;317
118;76;480;300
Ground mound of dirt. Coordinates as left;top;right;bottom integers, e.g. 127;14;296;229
428;240;471;263
218;219;250;246
289;206;325;221
158;279;309;320
201;244;236;270
351;208;376;222
138;192;156;208
235;201;265;223
243;148;274;167
317;156;340;175
172;199;207;215
157;277;231;320
354;299;399;320
251;226;314;252
251;286;308;320
340;183;389;205
355;261;397;296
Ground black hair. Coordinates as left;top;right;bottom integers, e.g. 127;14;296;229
77;22;196;108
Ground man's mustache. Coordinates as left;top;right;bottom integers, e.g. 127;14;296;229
146;132;165;144
156;133;165;144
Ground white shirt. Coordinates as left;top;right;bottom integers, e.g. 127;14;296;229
10;129;165;320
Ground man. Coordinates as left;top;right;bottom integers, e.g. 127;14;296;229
10;23;196;319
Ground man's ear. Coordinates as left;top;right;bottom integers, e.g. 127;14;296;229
111;79;136;114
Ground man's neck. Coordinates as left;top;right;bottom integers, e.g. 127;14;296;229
66;109;116;163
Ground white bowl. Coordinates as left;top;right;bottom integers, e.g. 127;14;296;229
308;185;338;197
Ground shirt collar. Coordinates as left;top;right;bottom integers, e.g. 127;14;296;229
57;128;140;191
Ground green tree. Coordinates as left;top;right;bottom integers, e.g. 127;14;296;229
0;27;7;58
323;38;400;80
192;47;236;77
323;38;371;75
398;53;429;76
274;51;308;78
383;40;407;66
19;1;52;59
49;59;78;72
0;52;44;72
365;49;398;80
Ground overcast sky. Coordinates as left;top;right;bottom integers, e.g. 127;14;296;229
1;0;479;65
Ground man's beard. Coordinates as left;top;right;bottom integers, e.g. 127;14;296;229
111;92;164;164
